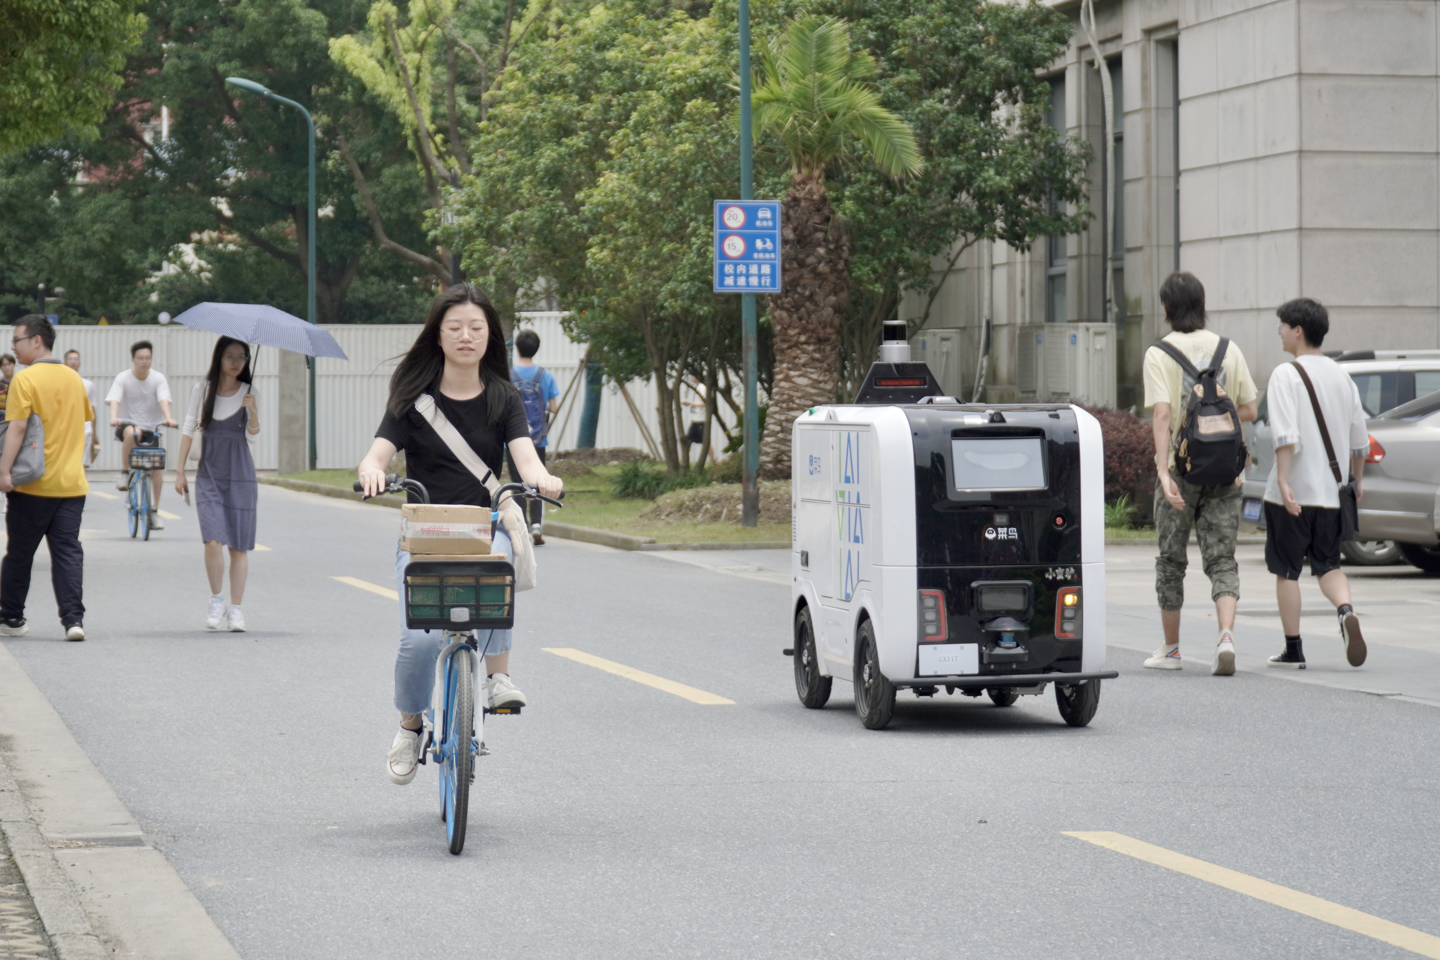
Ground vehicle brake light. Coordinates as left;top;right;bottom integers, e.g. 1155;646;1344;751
918;590;948;643
1055;587;1082;640
1365;435;1385;464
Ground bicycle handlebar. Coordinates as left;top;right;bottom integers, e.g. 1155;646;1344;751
352;475;563;509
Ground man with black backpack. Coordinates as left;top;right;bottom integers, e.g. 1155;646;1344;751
1262;298;1368;670
508;329;559;544
1142;272;1259;676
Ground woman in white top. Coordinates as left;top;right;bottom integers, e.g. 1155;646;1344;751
175;337;261;632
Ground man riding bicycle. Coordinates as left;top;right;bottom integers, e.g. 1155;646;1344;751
106;340;177;529
358;283;563;787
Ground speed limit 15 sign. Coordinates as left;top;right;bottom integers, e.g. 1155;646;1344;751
713;200;781;293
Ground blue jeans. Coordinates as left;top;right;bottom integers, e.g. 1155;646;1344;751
393;528;513;715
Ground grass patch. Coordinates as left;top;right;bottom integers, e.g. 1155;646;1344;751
280;469;356;489
1105;526;1155;540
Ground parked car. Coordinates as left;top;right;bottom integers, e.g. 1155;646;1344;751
1355;391;1440;572
1242;350;1440;566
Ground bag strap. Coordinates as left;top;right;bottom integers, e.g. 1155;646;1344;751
1289;361;1344;485
1150;340;1202;380
1206;338;1230;376
413;393;507;504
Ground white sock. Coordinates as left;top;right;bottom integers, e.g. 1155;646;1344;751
212;594;224;602
1162;642;1178;653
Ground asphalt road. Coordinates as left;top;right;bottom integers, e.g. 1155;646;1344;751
3;483;1439;959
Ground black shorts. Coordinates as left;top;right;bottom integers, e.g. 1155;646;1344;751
1263;500;1343;580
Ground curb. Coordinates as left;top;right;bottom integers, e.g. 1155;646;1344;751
256;480;789;552
1106;535;1268;546
0;755;107;960
258;475;405;508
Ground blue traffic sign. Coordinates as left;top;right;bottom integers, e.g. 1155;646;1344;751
714;200;781;293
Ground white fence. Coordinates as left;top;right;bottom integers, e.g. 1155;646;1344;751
2;315;728;471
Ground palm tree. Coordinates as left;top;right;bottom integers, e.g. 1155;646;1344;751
752;16;922;478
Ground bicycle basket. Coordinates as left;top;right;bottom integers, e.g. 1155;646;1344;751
403;558;515;630
129;447;166;471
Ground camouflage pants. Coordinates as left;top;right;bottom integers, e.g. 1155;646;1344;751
1153;472;1242;611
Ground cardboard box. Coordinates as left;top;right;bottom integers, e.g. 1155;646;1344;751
406;553;508;564
401;504;490;524
400;536;494;556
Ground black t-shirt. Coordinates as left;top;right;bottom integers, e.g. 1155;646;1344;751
375;388;529;506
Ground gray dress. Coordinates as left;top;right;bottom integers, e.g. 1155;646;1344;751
196;398;256;551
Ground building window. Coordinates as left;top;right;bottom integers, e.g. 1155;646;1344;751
1045;76;1067;323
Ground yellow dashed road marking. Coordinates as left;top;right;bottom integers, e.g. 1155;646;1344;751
332;576;397;600
542;647;734;705
1065;832;1440;958
157;509;181;520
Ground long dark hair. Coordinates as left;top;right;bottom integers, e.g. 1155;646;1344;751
201;336;253;429
387;283;514;425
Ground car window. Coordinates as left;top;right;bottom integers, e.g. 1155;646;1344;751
1383;389;1440;421
1349;371;1400;416
1414;371;1440;399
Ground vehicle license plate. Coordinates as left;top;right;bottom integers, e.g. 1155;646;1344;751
918;643;979;676
1243;498;1262;522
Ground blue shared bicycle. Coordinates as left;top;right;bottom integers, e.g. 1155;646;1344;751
358;473;562;854
124;428;168;541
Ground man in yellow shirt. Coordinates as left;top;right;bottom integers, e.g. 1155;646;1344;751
0;315;94;641
1141;273;1258;676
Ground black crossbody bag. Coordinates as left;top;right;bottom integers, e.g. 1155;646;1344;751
1290;362;1359;541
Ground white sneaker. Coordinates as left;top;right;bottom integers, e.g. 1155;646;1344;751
150;512;164;530
65;624;85;642
1212;632;1236;676
227;607;246;632
206;596;226;630
387;728;422;784
484;673;528;710
1144;645;1183;670
0;618;28;637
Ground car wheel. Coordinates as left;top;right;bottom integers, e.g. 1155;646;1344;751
1341;540;1403;566
792;607;832;709
852;621;895;731
1398;542;1440;574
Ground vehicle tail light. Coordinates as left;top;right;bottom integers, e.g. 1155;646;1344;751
918;590;948;643
1366;435;1385;464
1055;587;1082;639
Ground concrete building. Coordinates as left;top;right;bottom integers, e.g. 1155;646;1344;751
905;0;1440;410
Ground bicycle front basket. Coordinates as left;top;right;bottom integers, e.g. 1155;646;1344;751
129;447;166;471
403;557;515;630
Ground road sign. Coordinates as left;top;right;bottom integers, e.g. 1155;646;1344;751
714;200;781;293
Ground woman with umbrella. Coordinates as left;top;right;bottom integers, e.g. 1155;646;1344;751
175;337;260;631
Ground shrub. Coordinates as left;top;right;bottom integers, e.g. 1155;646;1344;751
611;460;713;500
1079;405;1157;507
1103;494;1135;529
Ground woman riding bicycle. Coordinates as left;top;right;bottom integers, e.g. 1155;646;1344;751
357;283;563;786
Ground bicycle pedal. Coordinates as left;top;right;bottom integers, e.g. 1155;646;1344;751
484;705;522;716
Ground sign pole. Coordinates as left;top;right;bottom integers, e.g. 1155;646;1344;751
738;0;759;527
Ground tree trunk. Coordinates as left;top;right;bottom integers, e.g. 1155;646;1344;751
759;172;849;479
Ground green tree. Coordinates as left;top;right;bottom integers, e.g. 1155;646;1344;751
824;0;1091;398
751;15;921;478
0;0;145;155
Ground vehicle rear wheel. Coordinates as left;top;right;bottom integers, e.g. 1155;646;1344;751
1055;678;1101;727
793;607;831;709
1398;542;1440;573
852;621;895;730
1341;540;1402;565
987;687;1019;707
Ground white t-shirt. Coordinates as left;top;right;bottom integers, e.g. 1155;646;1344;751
1264;354;1369;509
105;369;172;428
183;381;260;445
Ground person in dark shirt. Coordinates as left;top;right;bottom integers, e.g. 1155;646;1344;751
358;283;563;786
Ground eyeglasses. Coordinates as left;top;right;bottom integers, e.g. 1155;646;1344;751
11;335;34;345
440;326;488;340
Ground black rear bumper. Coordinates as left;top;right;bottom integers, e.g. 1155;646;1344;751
887;670;1118;690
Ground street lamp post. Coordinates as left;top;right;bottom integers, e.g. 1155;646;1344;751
737;0;759;527
225;76;318;471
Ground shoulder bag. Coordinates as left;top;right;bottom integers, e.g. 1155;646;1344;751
413;393;537;592
0;414;45;487
1289;361;1359;541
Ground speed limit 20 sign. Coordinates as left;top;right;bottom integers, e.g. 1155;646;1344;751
713;200;781;293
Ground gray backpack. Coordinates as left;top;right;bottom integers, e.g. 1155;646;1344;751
0;413;45;487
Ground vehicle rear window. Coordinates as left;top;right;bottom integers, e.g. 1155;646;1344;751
1383;389;1440;421
1349;372;1399;416
951;437;1047;491
1415;371;1440;399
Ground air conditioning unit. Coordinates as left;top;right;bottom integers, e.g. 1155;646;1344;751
1017;323;1116;408
909;328;964;398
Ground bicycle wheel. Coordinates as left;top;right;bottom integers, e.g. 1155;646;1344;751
439;645;475;855
139;480;151;541
127;474;139;538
